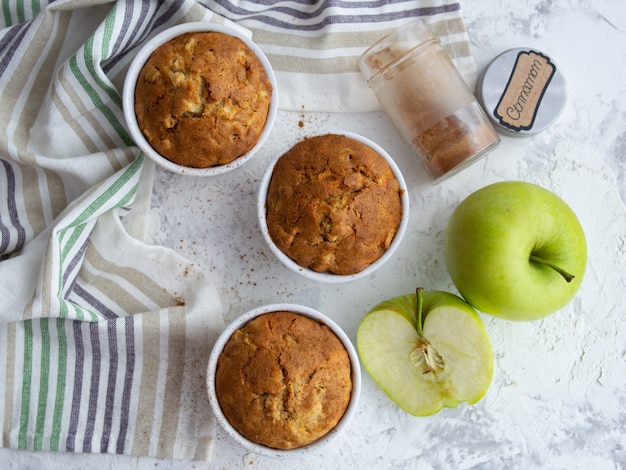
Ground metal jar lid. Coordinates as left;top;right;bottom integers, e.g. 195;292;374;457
477;48;567;136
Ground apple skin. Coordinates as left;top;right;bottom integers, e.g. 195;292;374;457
444;181;587;321
357;290;494;416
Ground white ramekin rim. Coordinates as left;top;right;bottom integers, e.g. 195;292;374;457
122;21;278;177
257;131;410;283
206;303;362;458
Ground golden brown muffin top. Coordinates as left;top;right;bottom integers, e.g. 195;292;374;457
265;134;403;275
134;31;272;168
215;311;353;450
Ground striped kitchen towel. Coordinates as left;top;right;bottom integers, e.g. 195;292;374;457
0;0;473;462
0;0;227;461
210;0;475;111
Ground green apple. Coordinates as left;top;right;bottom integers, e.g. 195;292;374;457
357;288;493;416
444;181;587;321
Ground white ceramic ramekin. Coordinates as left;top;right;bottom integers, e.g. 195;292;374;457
123;22;277;176
206;303;361;458
257;131;410;283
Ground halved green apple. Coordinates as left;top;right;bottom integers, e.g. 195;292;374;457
357;288;494;416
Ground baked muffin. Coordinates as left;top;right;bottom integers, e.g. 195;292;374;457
265;134;403;275
134;31;273;168
215;311;353;450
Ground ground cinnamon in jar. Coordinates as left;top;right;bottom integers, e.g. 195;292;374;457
358;20;499;182
412;102;500;179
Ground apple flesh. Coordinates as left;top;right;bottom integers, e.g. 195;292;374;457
445;181;587;321
357;289;494;416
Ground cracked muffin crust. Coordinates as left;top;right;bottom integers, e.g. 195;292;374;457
215;311;353;450
265;134;403;275
134;31;272;168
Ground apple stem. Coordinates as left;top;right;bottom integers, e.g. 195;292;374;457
415;287;425;338
529;255;575;283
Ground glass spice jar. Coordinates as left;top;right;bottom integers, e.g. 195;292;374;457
358;20;500;182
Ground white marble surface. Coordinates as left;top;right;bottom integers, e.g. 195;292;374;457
3;0;626;468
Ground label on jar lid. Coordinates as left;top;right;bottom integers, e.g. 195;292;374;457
477;48;567;136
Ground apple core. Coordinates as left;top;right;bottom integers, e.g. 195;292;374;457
410;288;446;376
